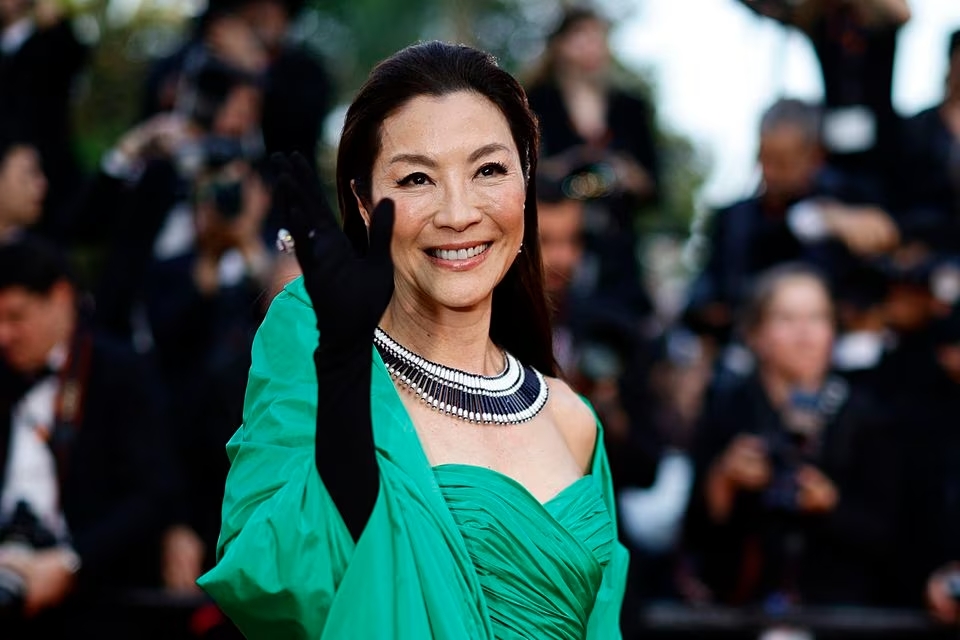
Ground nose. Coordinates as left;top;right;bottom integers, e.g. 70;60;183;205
433;183;482;232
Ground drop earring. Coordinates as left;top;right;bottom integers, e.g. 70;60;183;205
517;242;523;255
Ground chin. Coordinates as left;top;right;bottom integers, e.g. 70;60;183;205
420;276;501;310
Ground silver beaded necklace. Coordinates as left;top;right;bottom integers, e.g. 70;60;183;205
373;327;549;425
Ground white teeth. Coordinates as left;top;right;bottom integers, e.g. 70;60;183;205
430;243;489;261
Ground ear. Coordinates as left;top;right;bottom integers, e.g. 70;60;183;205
351;179;371;229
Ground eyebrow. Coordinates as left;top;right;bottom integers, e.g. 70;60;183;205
387;153;438;168
386;143;512;168
468;143;511;163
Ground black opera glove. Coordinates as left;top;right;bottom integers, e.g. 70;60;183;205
271;152;395;541
273;151;395;345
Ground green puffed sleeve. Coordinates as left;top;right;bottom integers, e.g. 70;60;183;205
197;282;355;639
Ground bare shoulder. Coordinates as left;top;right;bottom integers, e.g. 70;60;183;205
545;376;598;473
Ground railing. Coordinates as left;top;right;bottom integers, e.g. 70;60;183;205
629;602;959;639
87;591;960;639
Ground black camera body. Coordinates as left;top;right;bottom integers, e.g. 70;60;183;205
0;501;58;619
761;378;848;513
183;135;258;220
761;425;808;513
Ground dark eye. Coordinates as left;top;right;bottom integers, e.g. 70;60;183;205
396;172;432;187
477;162;508;178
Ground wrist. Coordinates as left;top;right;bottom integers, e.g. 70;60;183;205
239;239;270;280
193;254;221;295
787;200;831;242
102;147;144;182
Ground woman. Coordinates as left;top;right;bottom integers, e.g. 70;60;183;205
526;7;658;206
683;264;901;606
526;6;658;340
198;41;628;639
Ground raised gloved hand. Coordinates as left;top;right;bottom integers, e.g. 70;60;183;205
271;152;395;541
273;152;395;345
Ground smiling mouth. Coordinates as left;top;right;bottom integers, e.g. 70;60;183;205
426;243;491;261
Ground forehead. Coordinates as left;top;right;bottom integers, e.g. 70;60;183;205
538;201;583;232
760;125;814;150
0;286;43;310
377;91;518;162
0;145;38;171
767;277;830;309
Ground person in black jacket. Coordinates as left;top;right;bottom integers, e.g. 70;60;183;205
684;98;899;343
891;306;960;620
94;55;272;393
0;238;176;638
892;30;960;252
737;0;910;203
537;173;660;492
684;263;901;607
0;0;88;234
525;6;659;321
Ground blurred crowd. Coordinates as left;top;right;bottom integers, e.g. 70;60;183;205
2;0;960;637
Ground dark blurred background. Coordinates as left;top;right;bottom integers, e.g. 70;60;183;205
4;0;960;638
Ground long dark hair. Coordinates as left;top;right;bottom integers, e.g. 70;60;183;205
336;41;557;376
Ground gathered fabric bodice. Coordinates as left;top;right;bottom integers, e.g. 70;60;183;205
434;464;615;640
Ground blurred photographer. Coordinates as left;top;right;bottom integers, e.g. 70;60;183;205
142;0;332;169
538;174;660;493
91;56;274;596
0;238;175;638
738;0;910;202
95;53;270;357
684;264;901;606
684;98;899;344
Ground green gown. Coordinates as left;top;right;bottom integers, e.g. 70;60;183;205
197;278;629;639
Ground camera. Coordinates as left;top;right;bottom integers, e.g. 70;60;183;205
761;379;848;512
181;136;261;220
562;160;618;200
0;501;58;619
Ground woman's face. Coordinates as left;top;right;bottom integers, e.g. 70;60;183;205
553;18;611;76
362;91;526;312
750;276;835;386
0;146;47;229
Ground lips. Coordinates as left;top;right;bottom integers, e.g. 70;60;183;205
426;243;491;261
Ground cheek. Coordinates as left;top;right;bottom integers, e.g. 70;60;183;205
811;325;835;353
486;184;526;234
385;207;429;259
